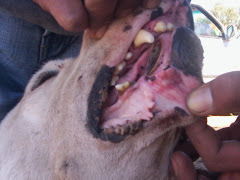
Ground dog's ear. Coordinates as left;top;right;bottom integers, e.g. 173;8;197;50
24;59;73;94
30;70;59;91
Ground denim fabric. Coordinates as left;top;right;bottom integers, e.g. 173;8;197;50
0;0;80;35
0;8;82;121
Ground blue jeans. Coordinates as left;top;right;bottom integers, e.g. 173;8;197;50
0;7;83;121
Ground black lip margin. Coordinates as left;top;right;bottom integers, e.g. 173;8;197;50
87;65;126;143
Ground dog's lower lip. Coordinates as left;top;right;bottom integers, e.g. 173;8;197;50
103;120;145;136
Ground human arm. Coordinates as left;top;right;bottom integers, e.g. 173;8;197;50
186;72;240;172
0;0;160;36
32;0;161;37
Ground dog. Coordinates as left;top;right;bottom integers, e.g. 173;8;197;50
0;0;203;179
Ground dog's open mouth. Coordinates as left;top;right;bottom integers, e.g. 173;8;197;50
87;0;203;142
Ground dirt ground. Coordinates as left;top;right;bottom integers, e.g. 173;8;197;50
207;115;237;130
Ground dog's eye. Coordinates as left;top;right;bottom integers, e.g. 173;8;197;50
31;70;58;91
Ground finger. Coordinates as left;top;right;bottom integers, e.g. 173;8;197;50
142;0;161;9
219;172;240;180
85;0;118;38
33;0;88;32
187;72;240;116
115;0;142;18
172;151;197;180
115;0;161;18
198;175;210;180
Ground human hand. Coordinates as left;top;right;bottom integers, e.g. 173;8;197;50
172;151;240;180
32;0;160;38
172;151;208;180
172;71;240;180
187;71;240;116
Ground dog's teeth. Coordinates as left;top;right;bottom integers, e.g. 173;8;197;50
109;126;115;133
134;30;154;48
114;61;126;75
104;126;114;134
120;126;125;135
126;120;131;125
167;23;174;31
125;52;133;60
115;81;130;93
153;21;167;33
110;76;119;86
115;125;121;134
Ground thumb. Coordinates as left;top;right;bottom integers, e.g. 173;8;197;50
187;71;240;116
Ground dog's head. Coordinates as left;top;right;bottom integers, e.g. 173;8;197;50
1;0;203;179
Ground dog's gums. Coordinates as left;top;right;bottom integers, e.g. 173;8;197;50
87;0;203;142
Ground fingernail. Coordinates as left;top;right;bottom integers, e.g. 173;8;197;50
187;87;213;113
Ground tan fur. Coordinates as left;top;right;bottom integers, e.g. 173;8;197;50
0;56;182;179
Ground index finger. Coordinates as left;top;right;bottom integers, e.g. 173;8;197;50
85;0;118;30
115;0;142;18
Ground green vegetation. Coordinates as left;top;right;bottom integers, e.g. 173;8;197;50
211;3;240;30
196;17;211;25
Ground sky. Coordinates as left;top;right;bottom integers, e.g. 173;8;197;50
192;0;240;10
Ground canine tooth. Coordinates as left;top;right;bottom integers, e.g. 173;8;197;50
153;21;167;33
114;61;126;75
115;81;130;92
167;23;174;31
134;30;154;48
110;76;119;86
125;52;133;60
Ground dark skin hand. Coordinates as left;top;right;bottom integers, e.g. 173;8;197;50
32;0;160;38
172;72;240;180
